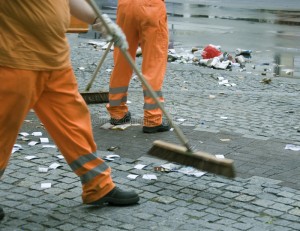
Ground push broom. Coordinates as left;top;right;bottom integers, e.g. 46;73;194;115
87;0;235;178
80;41;113;104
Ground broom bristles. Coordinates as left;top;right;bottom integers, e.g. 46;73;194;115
81;92;109;104
148;140;235;178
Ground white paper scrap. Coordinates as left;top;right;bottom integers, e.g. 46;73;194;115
28;141;39;146
40;138;49;143
112;124;131;130
49;163;61;169
19;132;30;137
134;164;147;170
127;174;139;179
38;167;49;173
25;155;38;160
161;163;181;171
285;144;300;151
220;116;228;120
32;132;42;136
215;154;225;159
42;144;57;148
41;183;51;189
220;139;231;142
177;118;186;122
142;174;157;180
100;123;114;130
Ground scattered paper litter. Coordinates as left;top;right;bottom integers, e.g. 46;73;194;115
39;137;49;143
56;155;64;159
142;174;157;180
49;163;61;169
220;116;228;120
134;164;147;170
215;154;225;159
177;166;206;177
25;155;38;160
32;132;42;136
38;167;49;173
285;144;300;151
160;163;181;171
19;132;30;137
127;174;139;179
41;183;51;189
12;144;23;154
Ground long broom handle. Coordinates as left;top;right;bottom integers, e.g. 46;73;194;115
87;0;192;152
85;41;113;92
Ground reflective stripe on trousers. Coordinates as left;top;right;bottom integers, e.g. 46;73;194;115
0;67;115;204
106;0;169;126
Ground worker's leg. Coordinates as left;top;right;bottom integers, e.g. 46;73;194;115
138;0;169;127
106;0;140;121
33;68;115;204
0;67;44;179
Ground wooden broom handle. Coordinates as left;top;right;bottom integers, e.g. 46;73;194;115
85;41;113;92
87;0;192;151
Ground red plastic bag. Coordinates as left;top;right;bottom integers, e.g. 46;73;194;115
201;45;222;59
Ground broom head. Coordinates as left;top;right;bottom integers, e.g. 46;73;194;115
80;91;109;104
148;140;235;178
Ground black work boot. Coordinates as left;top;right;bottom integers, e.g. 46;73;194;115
0;207;4;220
143;120;171;133
87;187;139;206
110;112;131;125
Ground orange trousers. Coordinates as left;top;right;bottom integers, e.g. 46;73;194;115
106;0;169;127
0;66;114;204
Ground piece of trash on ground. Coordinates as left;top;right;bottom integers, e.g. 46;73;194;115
104;154;120;161
49;163;61;169
107;146;120;151
134;164;147;170
220;139;231;142
154;167;170;172
127;174;139;179
40;137;49;143
142;174;157;180
111;124;131;130
28;141;39;146
19;132;30;137
25;155;38;160
285;144;300;151
38;167;49;173
215;154;225;159
100;123;114;130
177;166;206;177
56;155;64;159
32;132;42;136
42;144;57;148
41;183;51;189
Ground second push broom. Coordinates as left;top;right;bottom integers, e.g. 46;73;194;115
87;0;235;178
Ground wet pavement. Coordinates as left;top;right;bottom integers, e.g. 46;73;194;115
1;33;300;230
1;2;300;230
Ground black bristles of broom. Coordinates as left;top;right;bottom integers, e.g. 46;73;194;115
148;140;236;178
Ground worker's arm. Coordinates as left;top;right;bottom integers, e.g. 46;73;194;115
69;0;96;24
69;0;128;50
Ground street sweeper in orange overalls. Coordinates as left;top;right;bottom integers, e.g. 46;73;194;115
106;0;171;133
0;0;139;220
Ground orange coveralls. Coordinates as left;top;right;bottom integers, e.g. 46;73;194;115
0;0;114;204
106;0;169;127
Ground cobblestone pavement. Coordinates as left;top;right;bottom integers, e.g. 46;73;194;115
1;35;300;230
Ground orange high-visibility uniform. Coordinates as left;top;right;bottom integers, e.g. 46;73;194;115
106;0;169;127
0;0;114;204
